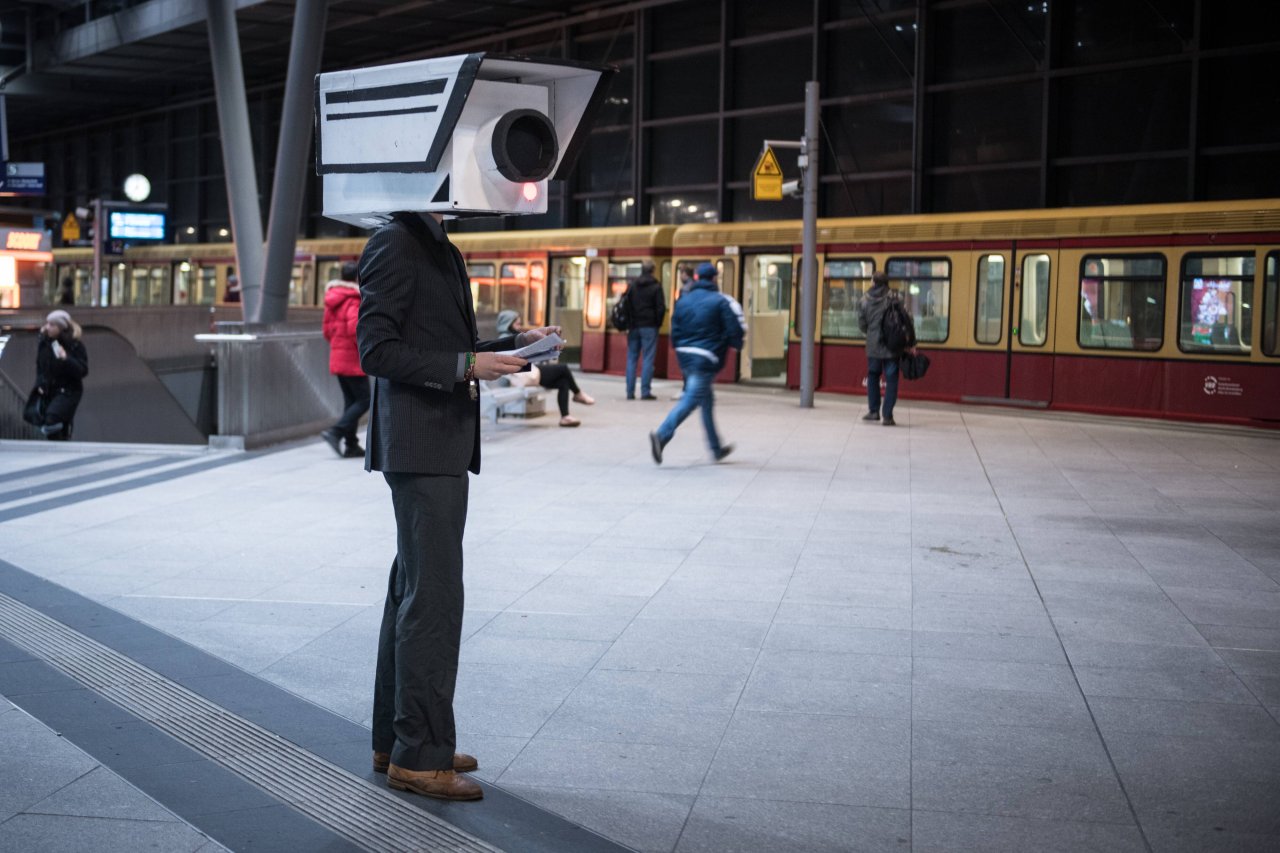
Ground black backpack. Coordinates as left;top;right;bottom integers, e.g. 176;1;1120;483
611;288;632;331
881;295;916;355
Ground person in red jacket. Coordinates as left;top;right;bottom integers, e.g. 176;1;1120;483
321;261;369;457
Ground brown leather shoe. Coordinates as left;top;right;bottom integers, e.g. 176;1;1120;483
373;751;477;774
386;765;483;801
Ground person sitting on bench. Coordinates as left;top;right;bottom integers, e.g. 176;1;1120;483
497;311;594;427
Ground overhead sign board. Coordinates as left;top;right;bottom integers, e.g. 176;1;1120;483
0;162;46;197
751;147;783;201
0;227;53;256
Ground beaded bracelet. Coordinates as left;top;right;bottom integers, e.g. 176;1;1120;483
463;351;476;382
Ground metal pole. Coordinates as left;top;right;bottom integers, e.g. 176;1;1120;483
92;199;102;306
798;80;819;408
206;0;265;322
261;0;328;324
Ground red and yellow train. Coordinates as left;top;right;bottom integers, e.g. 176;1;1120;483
46;199;1280;427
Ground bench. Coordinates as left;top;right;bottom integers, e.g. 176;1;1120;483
479;380;547;423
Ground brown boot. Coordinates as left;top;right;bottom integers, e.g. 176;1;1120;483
374;751;478;774
386;765;483;801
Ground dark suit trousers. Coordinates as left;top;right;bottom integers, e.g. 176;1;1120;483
373;471;469;771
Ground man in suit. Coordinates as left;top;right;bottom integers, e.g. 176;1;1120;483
358;211;559;801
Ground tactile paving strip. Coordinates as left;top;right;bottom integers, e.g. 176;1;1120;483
0;591;502;853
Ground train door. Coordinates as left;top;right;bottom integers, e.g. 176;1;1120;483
739;253;792;383
1007;248;1059;405
549;257;586;361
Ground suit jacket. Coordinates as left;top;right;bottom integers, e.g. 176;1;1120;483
357;213;516;475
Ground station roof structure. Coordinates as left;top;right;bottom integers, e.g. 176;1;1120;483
0;0;642;140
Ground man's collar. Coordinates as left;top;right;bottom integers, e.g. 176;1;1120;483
418;213;447;242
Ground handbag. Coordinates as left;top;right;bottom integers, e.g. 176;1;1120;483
900;351;930;381
22;387;47;426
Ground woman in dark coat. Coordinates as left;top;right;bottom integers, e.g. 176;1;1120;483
34;309;89;439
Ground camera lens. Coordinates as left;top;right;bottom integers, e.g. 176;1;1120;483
491;110;558;182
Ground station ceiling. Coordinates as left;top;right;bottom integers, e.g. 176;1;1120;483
0;0;646;141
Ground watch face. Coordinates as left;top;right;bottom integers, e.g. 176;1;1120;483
124;174;151;202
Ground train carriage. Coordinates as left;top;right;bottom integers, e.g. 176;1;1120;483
43;199;1280;427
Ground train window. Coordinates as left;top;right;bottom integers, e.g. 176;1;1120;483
821;259;875;339
550;258;586;346
467;263;497;315
1019;254;1051;346
975;255;1005;344
1178;253;1254;355
1265;253;1279;357
1079;255;1166;351
887;257;950;342
196;267;218;305
499;263;527;315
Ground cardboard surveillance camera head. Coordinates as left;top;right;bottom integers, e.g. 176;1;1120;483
316;53;614;227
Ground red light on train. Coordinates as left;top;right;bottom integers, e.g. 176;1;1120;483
521;182;538;202
5;231;42;251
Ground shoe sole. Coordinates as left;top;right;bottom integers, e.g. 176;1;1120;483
377;759;478;774
386;777;483;801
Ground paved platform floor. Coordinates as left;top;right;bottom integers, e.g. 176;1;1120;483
2;374;1279;852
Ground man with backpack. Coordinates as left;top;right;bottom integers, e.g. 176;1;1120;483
621;260;666;400
858;271;915;426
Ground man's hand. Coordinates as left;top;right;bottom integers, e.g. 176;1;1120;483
473;353;527;381
514;325;563;349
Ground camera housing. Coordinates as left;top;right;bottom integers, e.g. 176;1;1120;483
316;53;613;226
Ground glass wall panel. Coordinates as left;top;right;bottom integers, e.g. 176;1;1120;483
730;113;803;185
1202;0;1277;48
932;2;1044;83
1054;159;1186;207
650;2;720;52
733;0;806;38
886;257;950;342
1058;1;1193;66
1020;254;1051;346
1060;65;1190;157
1179;253;1254;354
822;258;875;339
1202;152;1280;202
730;189;800;223
932;168;1042;213
825;100;914;173
651;53;719;119
731;36;811;110
930;82;1041;167
650;192;718;225
594;65;634;128
576;197;635;227
649;122;718;186
582;130;632;192
822;178;912;217
1079;255;1166;351
825;23;913;97
1201;53;1280;147
975;254;1005;344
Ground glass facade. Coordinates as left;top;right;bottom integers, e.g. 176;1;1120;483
10;1;1280;238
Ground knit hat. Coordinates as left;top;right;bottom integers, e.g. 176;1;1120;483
695;262;717;280
45;309;72;329
496;310;520;335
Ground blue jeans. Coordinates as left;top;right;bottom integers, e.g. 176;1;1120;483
656;358;722;455
866;356;899;419
626;326;658;398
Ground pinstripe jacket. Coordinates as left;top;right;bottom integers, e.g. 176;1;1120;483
357;213;516;475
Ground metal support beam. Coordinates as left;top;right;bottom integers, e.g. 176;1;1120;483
206;0;265;321
798;81;819;409
260;0;327;324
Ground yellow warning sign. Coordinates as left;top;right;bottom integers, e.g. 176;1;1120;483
752;146;783;201
61;213;81;243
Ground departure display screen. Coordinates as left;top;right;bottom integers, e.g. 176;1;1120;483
108;211;166;241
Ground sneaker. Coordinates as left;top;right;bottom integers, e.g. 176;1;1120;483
882;417;896;426
649;431;664;465
39;422;64;436
861;412;880;421
320;428;343;456
714;444;734;462
641;394;658;401
343;441;365;458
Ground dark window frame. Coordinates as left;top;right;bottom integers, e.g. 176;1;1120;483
974;253;1006;345
1019;253;1052;348
1265;251;1279;358
820;257;876;341
1177;251;1257;356
1077;253;1167;352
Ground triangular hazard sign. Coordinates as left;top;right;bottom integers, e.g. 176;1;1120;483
753;147;782;178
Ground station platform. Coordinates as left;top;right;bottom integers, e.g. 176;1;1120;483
1;375;1278;853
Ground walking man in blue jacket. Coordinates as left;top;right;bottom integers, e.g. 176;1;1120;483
650;262;744;464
